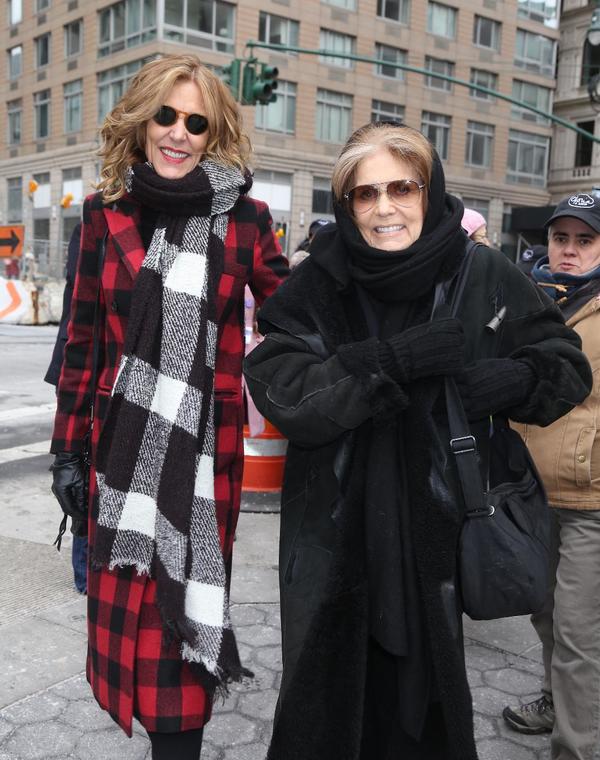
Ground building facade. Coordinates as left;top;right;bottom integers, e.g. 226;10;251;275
548;0;599;203
1;0;560;276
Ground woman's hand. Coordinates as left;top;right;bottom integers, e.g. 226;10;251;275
51;452;87;523
379;318;465;383
455;358;535;421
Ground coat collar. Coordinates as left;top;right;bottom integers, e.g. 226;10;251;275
102;195;145;280
566;291;600;328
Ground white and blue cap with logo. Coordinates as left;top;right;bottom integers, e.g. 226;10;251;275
545;192;600;234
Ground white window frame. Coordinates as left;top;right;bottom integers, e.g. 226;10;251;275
424;56;454;91
469;68;497;101
98;0;157;57
376;0;410;24
421;111;451;160
514;29;555;77
322;0;356;9
64;79;83;133
34;89;51;140
427;1;457;39
7;100;21;146
9;0;22;25
35;33;51;69
316;88;353;143
472;15;501;52
97;58;149;122
465;120;494;168
64;19;83;57
163;0;234;54
319;29;355;69
8;46;22;79
255;80;297;135
258;12;299;52
517;0;558;27
371;99;405;123
374;43;407;80
511;80;552;125
507;128;549;186
7;177;23;222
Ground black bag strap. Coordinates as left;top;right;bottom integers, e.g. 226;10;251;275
432;240;492;518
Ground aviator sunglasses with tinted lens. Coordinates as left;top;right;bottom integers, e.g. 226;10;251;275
153;105;209;136
344;179;425;213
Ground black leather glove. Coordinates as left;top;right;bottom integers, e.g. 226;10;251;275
51;452;87;523
455;358;536;421
379;318;465;383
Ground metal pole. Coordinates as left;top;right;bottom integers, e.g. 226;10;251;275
245;40;600;144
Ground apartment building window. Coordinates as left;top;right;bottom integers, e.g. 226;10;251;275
322;0;356;9
517;0;557;26
507;129;549;186
374;43;406;80
473;16;501;51
35;34;51;68
316;89;352;143
371;99;405;122
34;89;51;139
64;80;83;133
255;80;296;134
581;40;600;86
258;12;299;50
98;0;157;57
37;0;50;11
8;46;22;79
462;197;489;220
9;0;22;25
514;29;555;77
7;100;21;145
511;80;551;125
427;2;457;39
7;178;22;222
470;69;497;101
421;111;451;160
312;177;334;215
63;167;83;206
164;0;234;53
320;29;355;69
377;0;409;24
98;59;148;120
425;56;454;92
32;172;51;207
575;121;594;168
466;120;494;168
65;19;83;57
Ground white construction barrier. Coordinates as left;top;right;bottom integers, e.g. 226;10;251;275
0;277;31;324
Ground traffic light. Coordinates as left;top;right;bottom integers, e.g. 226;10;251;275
220;58;241;100
255;64;279;105
241;61;279;105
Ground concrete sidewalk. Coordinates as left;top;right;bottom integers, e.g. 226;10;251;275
0;469;552;759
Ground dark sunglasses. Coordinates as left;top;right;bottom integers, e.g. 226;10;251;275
152;105;209;135
344;178;425;213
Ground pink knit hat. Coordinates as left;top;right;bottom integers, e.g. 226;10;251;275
461;208;487;237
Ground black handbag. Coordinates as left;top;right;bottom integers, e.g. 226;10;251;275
436;241;551;620
53;230;107;550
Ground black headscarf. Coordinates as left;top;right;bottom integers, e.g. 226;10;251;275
333;149;466;302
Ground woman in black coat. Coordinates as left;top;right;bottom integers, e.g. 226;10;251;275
244;122;592;760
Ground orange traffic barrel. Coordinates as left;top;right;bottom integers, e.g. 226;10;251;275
242;420;287;492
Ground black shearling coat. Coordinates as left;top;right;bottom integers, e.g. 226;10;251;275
244;240;591;760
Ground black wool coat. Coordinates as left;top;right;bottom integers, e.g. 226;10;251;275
244;241;591;760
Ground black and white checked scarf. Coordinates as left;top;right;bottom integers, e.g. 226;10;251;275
94;161;250;684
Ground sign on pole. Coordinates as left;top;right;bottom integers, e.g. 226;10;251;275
0;225;24;258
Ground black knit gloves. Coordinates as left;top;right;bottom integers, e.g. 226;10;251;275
455;358;536;421
378;318;465;383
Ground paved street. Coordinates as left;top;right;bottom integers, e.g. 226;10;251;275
0;324;554;759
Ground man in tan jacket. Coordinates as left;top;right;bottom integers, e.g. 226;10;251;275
503;193;600;760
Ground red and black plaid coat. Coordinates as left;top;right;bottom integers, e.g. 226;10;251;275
51;191;288;736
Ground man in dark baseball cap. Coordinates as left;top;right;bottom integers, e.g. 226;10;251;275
544;192;600;234
503;192;600;756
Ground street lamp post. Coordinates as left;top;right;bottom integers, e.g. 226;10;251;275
587;0;600;106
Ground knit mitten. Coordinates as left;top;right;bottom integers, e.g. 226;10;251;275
378;318;465;384
455;358;536;420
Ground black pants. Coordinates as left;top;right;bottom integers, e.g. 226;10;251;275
148;727;204;760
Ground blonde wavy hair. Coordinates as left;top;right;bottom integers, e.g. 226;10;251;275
97;54;251;203
331;122;434;215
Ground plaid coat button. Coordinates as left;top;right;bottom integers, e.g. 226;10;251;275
111;300;118;312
